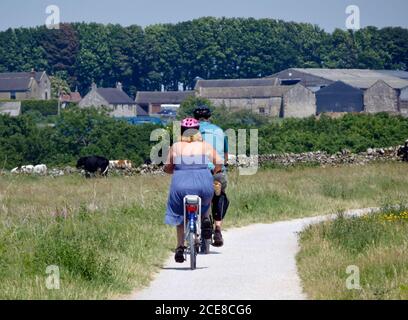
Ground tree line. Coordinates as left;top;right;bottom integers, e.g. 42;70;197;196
0;17;407;97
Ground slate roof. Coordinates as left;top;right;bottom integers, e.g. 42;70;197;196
195;78;279;89
135;91;195;105
289;68;408;89
61;92;82;103
375;70;408;81
0;72;44;92
270;69;333;88
317;81;364;94
96;88;135;105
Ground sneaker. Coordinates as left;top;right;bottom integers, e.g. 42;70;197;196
201;217;213;240
174;246;185;263
213;227;224;247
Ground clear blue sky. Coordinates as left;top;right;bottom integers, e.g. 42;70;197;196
1;0;407;32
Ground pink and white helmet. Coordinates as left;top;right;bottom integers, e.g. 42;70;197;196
181;117;200;129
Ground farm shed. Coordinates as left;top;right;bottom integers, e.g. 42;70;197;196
271;68;408;115
197;84;316;118
271;68;408;91
316;81;364;114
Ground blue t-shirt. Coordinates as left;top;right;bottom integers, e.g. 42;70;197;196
199;121;228;170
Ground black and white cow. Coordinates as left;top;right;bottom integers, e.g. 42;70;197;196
76;156;109;178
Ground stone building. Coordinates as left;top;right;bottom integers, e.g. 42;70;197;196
197;83;316;118
364;80;400;114
281;84;316;118
79;82;145;117
0;70;51;100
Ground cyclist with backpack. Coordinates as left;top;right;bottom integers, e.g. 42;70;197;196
193;106;230;247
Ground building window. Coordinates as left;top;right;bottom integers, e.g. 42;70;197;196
45;92;48;100
10;91;16;100
259;107;265;114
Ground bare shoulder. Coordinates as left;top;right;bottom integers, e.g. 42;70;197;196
202;141;215;150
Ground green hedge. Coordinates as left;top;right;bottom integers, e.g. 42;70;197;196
21;100;59;116
1;109;408;170
0;107;161;169
256;113;408;155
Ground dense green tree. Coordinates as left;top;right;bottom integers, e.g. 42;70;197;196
73;23;114;92
0;18;407;95
38;24;79;82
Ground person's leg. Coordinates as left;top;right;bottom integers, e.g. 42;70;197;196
175;224;185;263
212;195;223;228
201;205;213;239
212;191;229;247
212;172;228;225
215;220;222;229
176;224;184;247
213;219;224;247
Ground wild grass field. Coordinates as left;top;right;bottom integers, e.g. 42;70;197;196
1;162;408;299
297;207;408;300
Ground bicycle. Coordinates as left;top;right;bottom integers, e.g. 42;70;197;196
183;195;202;270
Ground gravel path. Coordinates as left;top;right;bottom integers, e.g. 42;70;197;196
131;208;377;300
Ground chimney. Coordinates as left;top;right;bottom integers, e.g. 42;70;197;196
30;68;35;79
91;82;97;91
116;82;123;91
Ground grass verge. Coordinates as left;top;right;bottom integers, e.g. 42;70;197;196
297;206;408;299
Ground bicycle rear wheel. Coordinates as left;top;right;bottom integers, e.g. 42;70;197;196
189;232;197;270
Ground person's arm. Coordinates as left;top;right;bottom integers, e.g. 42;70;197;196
224;153;229;166
224;135;229;166
163;145;175;174
205;142;222;174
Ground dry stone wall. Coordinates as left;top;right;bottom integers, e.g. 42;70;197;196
0;146;404;178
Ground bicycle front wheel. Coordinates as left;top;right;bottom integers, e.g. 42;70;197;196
189;232;197;270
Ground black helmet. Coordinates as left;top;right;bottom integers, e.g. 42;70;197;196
193;105;212;120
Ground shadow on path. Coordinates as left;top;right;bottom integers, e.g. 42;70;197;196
161;266;208;271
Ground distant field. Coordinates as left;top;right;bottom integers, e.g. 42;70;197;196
297;207;408;300
1;162;408;299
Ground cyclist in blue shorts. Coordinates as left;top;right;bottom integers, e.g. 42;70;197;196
193;105;230;247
